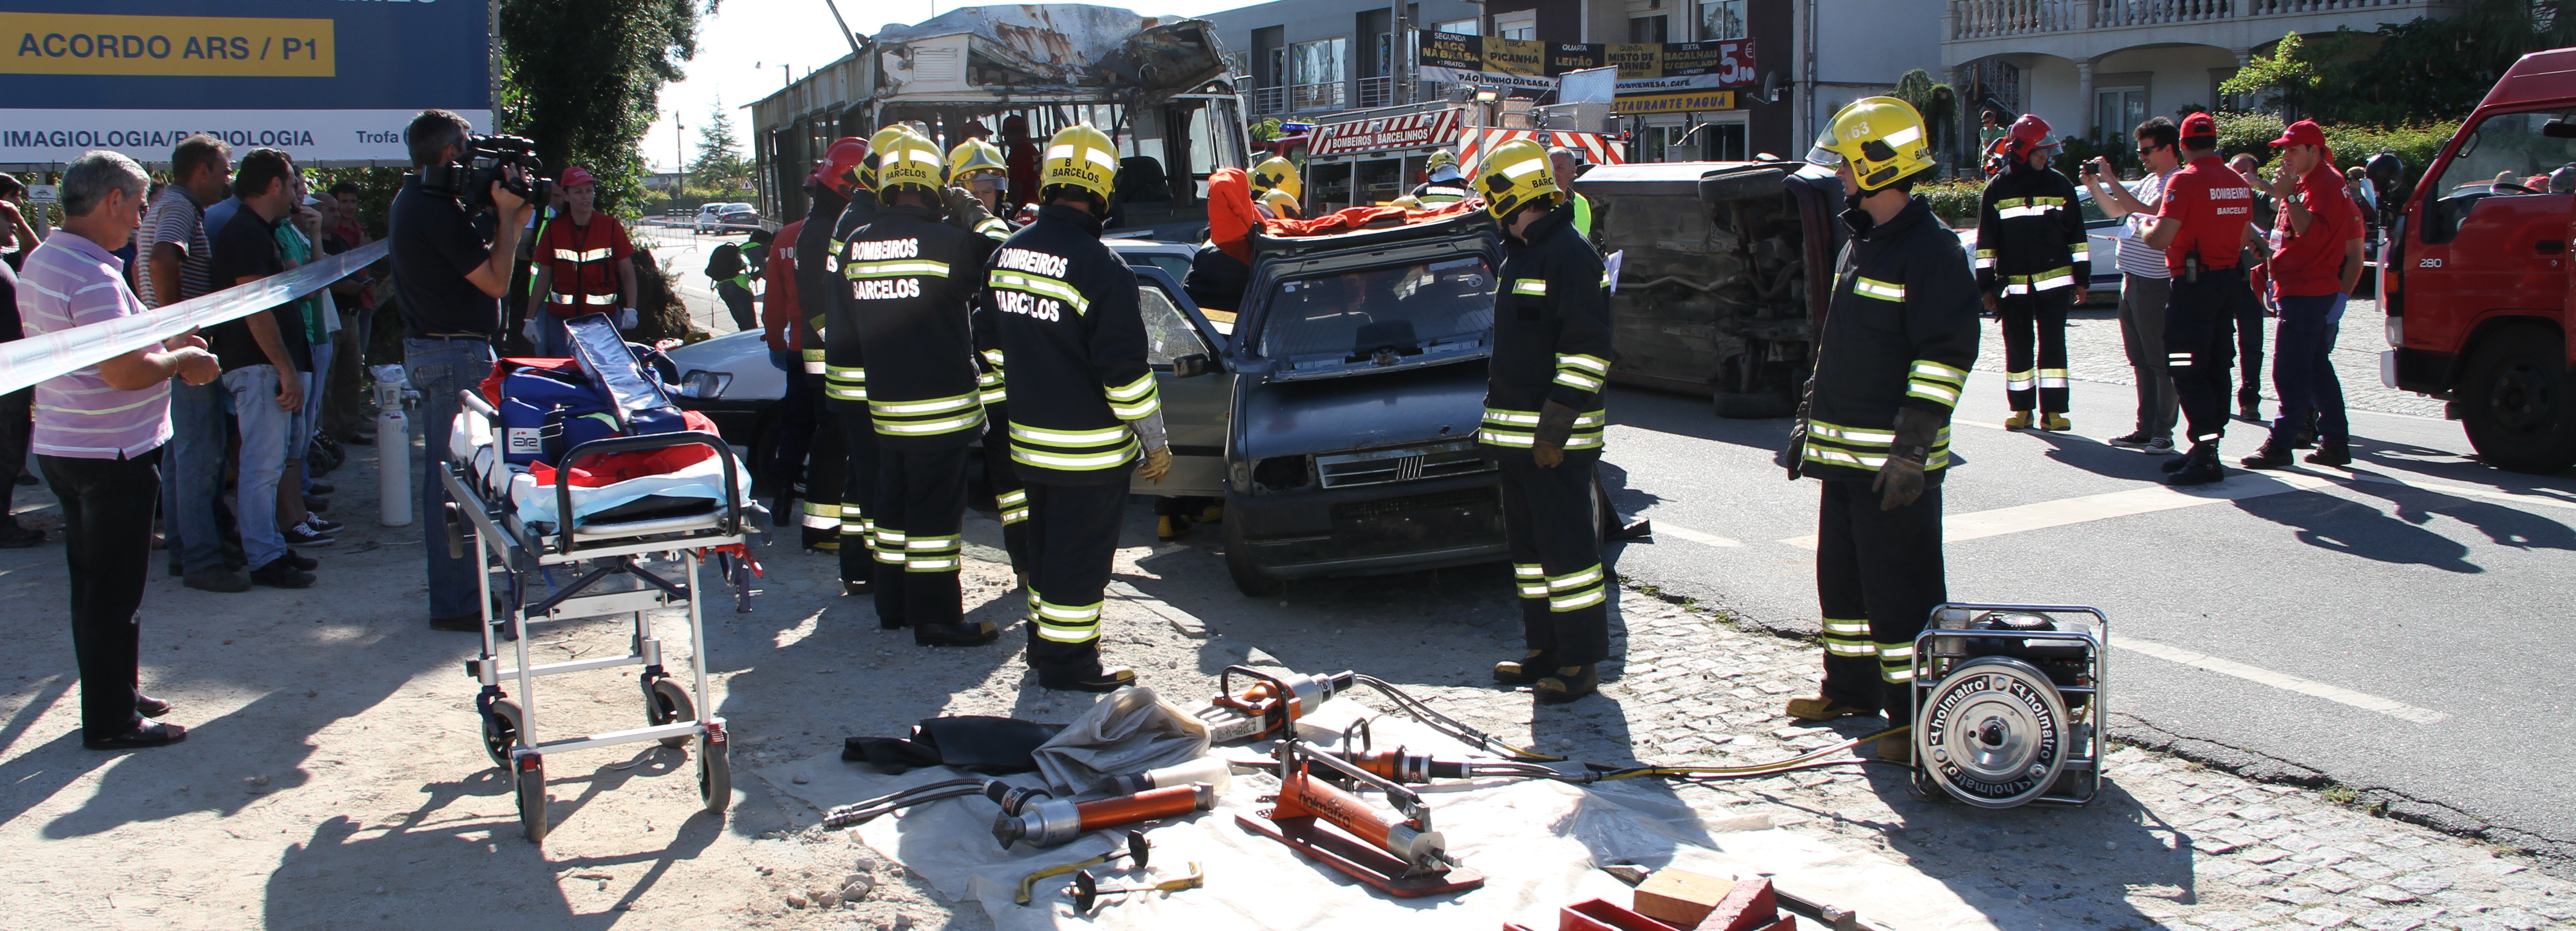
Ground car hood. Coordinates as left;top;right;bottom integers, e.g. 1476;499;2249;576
1237;357;1489;461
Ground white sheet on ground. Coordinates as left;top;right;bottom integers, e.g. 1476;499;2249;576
754;698;2006;931
1030;685;1211;794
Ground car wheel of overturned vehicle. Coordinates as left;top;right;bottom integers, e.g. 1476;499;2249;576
1222;514;1286;598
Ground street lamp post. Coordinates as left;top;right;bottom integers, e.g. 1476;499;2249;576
674;110;687;217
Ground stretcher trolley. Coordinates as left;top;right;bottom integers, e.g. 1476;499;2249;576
441;387;758;843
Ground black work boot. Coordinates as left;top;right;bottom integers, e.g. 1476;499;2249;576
2167;448;2227;486
914;620;999;647
1533;665;1598;704
2240;443;2295;469
1036;645;1135;692
2306;442;2352;466
1492;650;1554;686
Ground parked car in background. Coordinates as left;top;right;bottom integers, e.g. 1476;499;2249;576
695;202;758;234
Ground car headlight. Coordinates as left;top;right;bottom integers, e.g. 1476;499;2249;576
679;370;733;399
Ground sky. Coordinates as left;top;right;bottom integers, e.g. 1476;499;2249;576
642;0;1254;172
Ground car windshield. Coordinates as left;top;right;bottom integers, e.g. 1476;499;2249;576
1260;256;1495;372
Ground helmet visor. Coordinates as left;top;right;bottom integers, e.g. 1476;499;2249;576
1805;126;1846;169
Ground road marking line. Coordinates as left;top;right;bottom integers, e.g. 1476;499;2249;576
2118;636;2449;724
1652;521;1742;547
1778;471;2340;549
1951;416;2576;511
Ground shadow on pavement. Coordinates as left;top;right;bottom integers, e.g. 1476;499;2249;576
2231;482;2483;572
1606;387;1796;452
1857;767;2198;928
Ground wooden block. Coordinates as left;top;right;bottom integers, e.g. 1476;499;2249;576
1693;876;1781;931
1633;869;1737;928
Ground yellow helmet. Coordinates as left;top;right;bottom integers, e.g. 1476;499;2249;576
1259;187;1302;218
948;139;1007;182
871;126;945;195
1040;123;1119;204
1474;138;1561;219
1252;155;1301;201
1808;96;1937;192
1426;150;1458;171
1389;194;1424;211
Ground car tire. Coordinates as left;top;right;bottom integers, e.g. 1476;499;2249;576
2459;324;2576;474
746;404;785;498
1221;513;1285;598
1713;390;1792;420
1591;471;1611;548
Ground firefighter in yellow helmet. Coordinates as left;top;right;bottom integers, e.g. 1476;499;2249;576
943;136;1033;579
831;126;999;645
1473;138;1614;703
977;123;1172;691
1784;96;1981;765
1410;149;1470;206
1252;155;1303;219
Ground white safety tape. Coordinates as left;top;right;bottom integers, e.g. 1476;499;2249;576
0;238;391;395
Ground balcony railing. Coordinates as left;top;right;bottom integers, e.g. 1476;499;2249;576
1251;85;1288;116
1358;76;1394;109
1950;0;2442;40
1291;80;1347;112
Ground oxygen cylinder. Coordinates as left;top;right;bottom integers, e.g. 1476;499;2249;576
374;365;412;527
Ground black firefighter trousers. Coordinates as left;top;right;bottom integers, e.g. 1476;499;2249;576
812;406;880;584
2164;267;2256;452
1997;289;2073;414
869;445;969;628
1815;477;1946;720
1021;475;1131;676
1499;455;1609;669
980;401;1031;573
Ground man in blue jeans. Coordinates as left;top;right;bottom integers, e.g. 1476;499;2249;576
2240;120;2363;469
143;135;247;592
389;109;535;629
207;148;318;588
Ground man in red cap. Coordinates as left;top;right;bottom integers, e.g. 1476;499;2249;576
2142;111;2263;485
2242;120;2362;468
524;165;637;356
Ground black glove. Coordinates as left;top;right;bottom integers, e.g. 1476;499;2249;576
1532;400;1581;467
1872;407;1944;512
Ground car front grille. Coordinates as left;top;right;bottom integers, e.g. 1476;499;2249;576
1315;442;1494;489
1330;486;1497;522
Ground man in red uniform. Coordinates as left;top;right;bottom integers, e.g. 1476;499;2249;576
1002;116;1040;215
761;204;820;521
2142;112;2260;486
524;165;637;356
2242;120;2364;469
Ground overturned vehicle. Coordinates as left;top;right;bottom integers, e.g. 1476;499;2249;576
1574;161;1843;417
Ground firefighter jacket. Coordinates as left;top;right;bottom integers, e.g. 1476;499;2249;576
831;203;992;451
819;189;881;407
1478;200;1613;460
1973;162;2090;295
1800;195;1981;482
792;186;850;378
1409;178;1471;205
978;203;1160;485
947;199;1016;409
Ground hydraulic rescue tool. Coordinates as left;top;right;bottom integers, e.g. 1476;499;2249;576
821;778;1052;829
1910;604;2107;809
1014;830;1150;906
1066;862;1205;913
1226;668;1486;898
992;782;1217;848
1193;667;1359;743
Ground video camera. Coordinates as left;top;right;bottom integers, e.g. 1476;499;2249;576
421;134;546;213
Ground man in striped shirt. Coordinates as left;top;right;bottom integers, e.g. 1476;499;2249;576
142;134;251;592
20;150;222;750
2083;116;2184;456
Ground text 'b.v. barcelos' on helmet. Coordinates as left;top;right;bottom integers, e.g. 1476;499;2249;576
1808;96;1936;192
872;127;944;196
1476;138;1561;219
1040;123;1119;204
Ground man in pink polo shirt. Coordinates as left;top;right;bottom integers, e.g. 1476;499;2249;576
18;150;222;750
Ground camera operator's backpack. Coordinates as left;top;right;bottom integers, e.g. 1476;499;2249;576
705;242;744;282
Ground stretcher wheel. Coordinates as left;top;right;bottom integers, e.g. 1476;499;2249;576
697;731;731;814
515;756;549;843
481;698;525;770
644;677;695;748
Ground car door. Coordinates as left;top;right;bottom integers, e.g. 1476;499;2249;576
1134;267;1232;497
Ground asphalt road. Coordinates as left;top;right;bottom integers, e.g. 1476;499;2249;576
1597;344;2576;863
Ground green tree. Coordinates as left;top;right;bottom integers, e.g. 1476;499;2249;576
497;0;707;217
2220;31;2330;120
690;102;751;184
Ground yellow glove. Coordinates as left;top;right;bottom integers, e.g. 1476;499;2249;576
1136;447;1173;484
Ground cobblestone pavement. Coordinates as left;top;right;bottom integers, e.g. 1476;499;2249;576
1389;585;2576;930
1970;297;2444;420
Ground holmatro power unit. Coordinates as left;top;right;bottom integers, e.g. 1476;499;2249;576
1909;603;2107;809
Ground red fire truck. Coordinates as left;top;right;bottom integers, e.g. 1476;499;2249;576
2382;48;2576;473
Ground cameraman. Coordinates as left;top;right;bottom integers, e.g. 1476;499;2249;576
390;109;535;631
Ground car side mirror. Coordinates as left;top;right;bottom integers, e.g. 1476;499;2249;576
1170;353;1211;378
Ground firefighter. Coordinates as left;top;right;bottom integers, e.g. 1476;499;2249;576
1783;97;1981;765
1409;150;1471;205
941;137;1032;578
833;127;999;646
983;123;1173;692
794;137;870;572
1473;138;1615;704
1973;114;2089;430
1252;155;1303;219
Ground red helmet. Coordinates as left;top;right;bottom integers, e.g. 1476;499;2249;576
818;136;869;195
2005;114;2056;158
